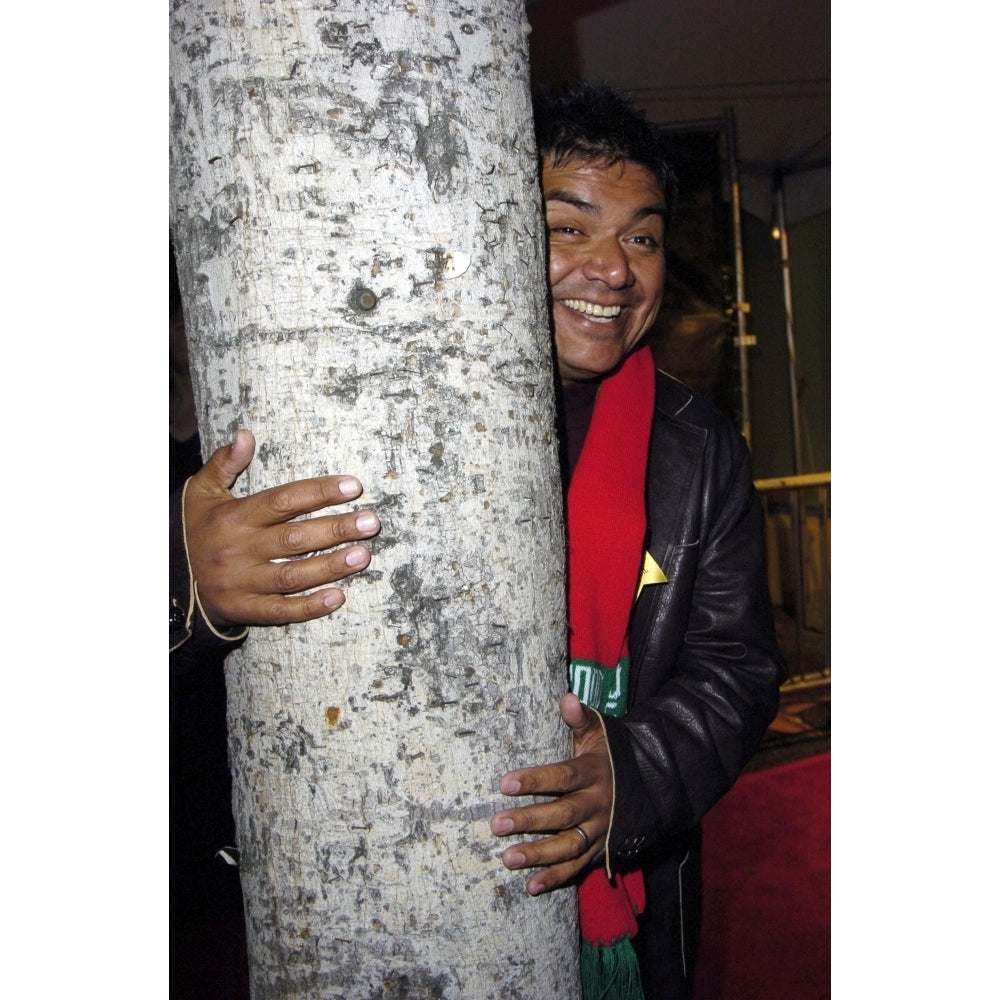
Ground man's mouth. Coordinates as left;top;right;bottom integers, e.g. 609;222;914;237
560;298;622;322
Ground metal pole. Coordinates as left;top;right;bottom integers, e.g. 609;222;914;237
773;170;806;672
773;171;803;476
726;107;753;447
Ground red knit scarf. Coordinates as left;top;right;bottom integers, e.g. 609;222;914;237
566;346;655;1000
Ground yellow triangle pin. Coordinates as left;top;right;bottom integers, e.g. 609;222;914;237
636;551;668;598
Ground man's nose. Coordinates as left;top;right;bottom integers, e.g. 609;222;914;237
581;237;632;288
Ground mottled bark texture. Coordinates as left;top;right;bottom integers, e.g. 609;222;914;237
169;2;578;997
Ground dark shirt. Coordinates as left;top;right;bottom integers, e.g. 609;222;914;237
559;379;599;481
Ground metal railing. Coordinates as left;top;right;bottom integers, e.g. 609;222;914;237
754;472;831;686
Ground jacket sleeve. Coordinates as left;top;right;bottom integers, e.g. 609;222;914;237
169;480;248;672
603;414;786;868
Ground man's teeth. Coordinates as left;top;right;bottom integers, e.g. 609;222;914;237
562;299;622;319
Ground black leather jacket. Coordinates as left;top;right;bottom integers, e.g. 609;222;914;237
602;370;786;998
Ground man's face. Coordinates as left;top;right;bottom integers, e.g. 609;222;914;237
542;154;667;383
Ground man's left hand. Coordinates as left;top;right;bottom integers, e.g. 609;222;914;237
489;692;613;895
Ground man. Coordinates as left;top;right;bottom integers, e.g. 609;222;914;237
171;83;785;1000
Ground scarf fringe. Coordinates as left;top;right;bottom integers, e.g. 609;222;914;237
581;937;645;1000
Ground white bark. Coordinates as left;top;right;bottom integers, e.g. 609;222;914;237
169;2;578;997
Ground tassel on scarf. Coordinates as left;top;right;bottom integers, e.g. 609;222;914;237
581;937;646;1000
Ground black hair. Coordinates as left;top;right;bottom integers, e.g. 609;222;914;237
532;82;677;221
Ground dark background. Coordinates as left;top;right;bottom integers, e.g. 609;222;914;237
527;0;830;479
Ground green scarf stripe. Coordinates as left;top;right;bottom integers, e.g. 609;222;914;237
570;656;630;717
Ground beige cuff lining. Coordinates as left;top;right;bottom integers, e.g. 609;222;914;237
591;709;616;881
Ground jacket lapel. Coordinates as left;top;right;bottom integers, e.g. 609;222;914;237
627;373;707;701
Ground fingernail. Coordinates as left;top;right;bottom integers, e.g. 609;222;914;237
345;546;369;568
504;851;526;868
500;777;521;795
322;590;345;609
356;512;379;533
492;816;515;835
339;477;362;496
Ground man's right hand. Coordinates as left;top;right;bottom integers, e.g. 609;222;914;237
183;429;381;629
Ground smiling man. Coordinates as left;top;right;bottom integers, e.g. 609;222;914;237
485;85;785;1000
171;83;785;1000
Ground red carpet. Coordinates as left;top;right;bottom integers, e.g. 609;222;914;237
693;752;830;1000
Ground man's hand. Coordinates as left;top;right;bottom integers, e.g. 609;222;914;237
489;692;613;895
183;429;381;629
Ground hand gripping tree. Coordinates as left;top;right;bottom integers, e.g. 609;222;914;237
169;1;578;997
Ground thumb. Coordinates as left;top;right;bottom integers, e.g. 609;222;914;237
199;429;256;492
559;691;600;739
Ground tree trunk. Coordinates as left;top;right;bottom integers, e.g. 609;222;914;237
169;2;578;997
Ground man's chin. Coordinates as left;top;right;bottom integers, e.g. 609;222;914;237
556;350;629;384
